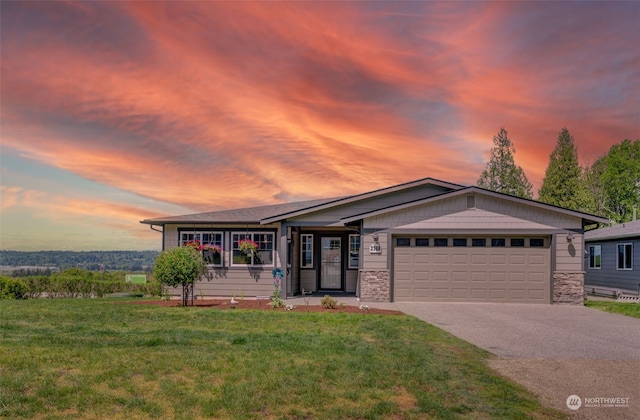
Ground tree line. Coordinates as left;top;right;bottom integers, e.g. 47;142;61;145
477;128;639;224
0;250;159;274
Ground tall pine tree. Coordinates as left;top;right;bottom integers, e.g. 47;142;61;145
538;128;589;211
477;128;532;198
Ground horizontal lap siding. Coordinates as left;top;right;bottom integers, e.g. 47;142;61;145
585;239;640;291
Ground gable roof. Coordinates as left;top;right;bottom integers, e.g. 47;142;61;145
585;219;640;241
141;177;462;226
337;186;609;226
259;177;463;224
141;178;609;228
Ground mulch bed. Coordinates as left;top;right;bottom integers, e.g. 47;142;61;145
126;299;405;315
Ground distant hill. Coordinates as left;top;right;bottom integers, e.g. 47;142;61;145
0;250;159;273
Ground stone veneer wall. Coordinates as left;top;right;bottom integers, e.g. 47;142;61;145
553;272;585;305
359;270;390;302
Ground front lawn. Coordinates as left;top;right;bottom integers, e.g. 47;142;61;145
585;300;640;319
0;299;563;419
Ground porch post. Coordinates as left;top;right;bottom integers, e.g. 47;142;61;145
280;223;289;298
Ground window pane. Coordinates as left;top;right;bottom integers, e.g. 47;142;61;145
491;238;505;247
416;238;429;247
396;238;410;247
530;238;544;247
434;238;448;247
511;238;525;247
618;243;632;269
349;235;360;269
589;246;601;269
472;238;486;247
453;238;467;247
301;234;313;268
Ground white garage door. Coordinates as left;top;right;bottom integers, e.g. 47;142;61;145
393;237;551;303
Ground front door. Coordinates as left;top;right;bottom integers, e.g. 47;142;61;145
320;236;342;289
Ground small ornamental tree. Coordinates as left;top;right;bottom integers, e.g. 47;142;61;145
154;245;206;306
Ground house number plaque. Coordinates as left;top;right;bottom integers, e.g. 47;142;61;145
369;243;382;254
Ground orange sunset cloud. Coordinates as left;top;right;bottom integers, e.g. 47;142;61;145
1;1;638;250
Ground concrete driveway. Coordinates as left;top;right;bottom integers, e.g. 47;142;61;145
382;302;640;360
369;301;640;419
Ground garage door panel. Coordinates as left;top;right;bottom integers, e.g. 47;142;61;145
394;240;550;303
433;288;450;298
490;254;506;264
471;272;486;281
452;254;468;264
433;254;449;264
471;254;488;265
529;255;546;265
511;272;525;282
470;289;487;298
452;288;469;298
452;271;468;281
509;254;526;265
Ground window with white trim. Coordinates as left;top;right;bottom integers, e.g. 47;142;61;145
180;231;223;266
348;234;360;269
231;232;274;266
301;234;313;268
617;243;633;270
588;245;601;269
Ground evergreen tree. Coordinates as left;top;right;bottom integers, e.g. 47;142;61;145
477;128;533;198
601;139;640;223
582;156;608;217
538;128;589;211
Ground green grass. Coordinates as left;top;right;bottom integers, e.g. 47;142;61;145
0;299;564;419
585;300;640;319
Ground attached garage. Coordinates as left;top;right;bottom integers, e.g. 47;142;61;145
393;236;551;303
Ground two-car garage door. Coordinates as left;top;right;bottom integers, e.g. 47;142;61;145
393;237;551;303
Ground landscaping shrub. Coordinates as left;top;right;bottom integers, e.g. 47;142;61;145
1;277;28;299
321;295;337;309
10;269;162;299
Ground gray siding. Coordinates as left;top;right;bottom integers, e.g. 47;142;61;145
555;233;584;272
362;233;389;270
300;270;317;293
585;238;640;292
365;194;582;230
289;185;451;224
162;223;283;297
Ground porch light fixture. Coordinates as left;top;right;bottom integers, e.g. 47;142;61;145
566;232;575;242
372;232;379;241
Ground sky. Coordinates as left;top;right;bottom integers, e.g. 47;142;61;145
1;1;638;251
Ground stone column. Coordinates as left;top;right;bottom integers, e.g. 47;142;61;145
359;270;391;302
553;272;585;305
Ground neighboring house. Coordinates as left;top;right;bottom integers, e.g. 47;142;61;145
584;219;640;294
141;177;607;304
